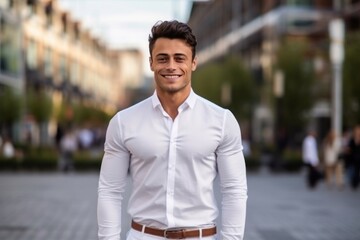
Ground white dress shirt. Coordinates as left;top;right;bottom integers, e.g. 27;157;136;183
98;90;248;240
302;135;319;166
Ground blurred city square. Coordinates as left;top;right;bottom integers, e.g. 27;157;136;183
1;1;360;240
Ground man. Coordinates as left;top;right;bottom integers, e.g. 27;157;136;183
302;129;321;188
98;20;248;240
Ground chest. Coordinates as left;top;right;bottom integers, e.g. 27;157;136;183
122;113;223;160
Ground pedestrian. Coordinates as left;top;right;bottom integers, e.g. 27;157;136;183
1;136;15;159
59;128;78;173
347;124;360;190
97;20;248;240
302;129;321;189
322;129;344;190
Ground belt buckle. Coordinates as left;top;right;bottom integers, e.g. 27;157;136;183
164;229;186;239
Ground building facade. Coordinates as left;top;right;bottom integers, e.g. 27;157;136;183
0;0;144;144
188;0;360;144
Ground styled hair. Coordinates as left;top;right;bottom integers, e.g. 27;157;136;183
148;20;197;60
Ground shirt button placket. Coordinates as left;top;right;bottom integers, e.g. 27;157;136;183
166;118;178;227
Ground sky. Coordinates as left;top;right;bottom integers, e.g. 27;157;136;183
58;0;196;76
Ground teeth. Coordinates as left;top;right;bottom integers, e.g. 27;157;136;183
164;75;179;79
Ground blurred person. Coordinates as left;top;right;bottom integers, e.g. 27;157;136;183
97;20;248;240
302;129;321;189
322;129;344;190
59;128;78;173
78;127;94;149
242;130;251;157
55;123;65;151
338;128;352;185
347;124;360;190
2;136;15;158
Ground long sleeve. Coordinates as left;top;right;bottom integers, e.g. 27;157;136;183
216;110;248;240
98;114;130;240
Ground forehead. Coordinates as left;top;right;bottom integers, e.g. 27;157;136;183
152;38;192;56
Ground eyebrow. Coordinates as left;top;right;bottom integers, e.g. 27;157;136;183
155;53;187;58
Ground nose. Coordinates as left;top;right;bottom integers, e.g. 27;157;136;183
166;59;176;70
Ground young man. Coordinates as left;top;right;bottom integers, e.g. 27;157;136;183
98;20;248;240
302;129;321;188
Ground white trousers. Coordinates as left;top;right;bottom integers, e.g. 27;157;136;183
126;228;217;240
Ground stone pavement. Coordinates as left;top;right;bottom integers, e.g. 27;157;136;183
0;170;359;240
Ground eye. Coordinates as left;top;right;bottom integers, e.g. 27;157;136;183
157;56;167;63
175;56;185;62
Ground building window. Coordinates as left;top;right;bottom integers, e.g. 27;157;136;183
0;18;21;75
26;39;38;69
70;61;79;85
44;47;53;77
59;55;68;81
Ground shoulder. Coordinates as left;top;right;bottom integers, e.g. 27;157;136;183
195;95;226;113
107;97;152;130
194;95;240;134
194;95;232;123
114;96;153;120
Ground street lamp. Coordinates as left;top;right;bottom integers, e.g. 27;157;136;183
329;18;344;138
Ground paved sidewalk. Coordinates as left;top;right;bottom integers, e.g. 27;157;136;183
244;171;360;240
0;171;359;240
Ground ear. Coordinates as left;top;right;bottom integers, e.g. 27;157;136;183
149;56;154;71
192;56;197;71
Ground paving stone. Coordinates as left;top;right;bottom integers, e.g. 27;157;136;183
0;170;359;240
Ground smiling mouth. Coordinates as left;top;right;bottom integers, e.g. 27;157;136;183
162;75;181;79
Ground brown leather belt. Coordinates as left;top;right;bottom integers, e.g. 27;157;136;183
131;220;216;239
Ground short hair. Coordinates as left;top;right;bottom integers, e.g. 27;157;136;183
148;20;197;60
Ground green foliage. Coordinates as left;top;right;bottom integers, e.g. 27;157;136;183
343;32;360;127
74;151;102;171
0;86;23;124
245;149;262;172
27;89;53;123
192;56;255;120
73;104;111;126
282;148;303;172
19;146;58;171
275;40;315;133
57;102;112;126
0;146;103;172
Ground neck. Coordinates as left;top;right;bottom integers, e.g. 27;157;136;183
157;89;190;120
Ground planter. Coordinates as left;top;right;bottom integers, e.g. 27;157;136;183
245;156;261;172
282;158;303;172
0;157;22;171
282;149;303;172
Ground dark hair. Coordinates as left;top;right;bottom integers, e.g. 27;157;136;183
148;20;197;60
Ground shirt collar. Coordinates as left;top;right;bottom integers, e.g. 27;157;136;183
151;89;197;110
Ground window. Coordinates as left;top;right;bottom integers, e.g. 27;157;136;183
26;39;38;69
44;47;53;76
0;19;21;75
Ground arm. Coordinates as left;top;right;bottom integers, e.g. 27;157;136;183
216;110;248;240
98;114;130;240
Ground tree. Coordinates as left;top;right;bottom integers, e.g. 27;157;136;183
343;32;360;128
275;39;315;140
27;89;53;146
192;56;255;121
0;86;23;137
